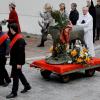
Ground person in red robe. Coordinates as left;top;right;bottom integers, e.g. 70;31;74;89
5;3;21;37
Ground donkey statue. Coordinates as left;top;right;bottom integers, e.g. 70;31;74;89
41;11;86;64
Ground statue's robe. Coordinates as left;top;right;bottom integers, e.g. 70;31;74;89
60;22;72;44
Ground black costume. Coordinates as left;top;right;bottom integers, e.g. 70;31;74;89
0;32;11;85
9;33;31;95
95;4;100;40
88;0;96;42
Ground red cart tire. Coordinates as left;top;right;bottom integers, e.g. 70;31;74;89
85;69;95;77
40;70;52;80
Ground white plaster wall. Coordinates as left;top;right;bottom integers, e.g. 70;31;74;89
0;0;96;34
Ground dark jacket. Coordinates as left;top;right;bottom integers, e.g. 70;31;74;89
95;5;100;28
69;9;79;25
0;32;8;65
10;34;26;65
0;32;8;56
88;0;96;28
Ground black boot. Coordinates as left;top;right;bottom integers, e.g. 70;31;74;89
2;81;11;87
0;82;5;86
37;43;44;47
0;80;5;86
95;36;99;41
37;41;45;47
37;36;47;47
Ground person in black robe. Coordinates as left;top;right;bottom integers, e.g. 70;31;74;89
87;0;96;42
95;0;100;40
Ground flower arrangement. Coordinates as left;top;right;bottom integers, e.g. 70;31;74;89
68;47;92;64
66;40;92;65
49;39;92;65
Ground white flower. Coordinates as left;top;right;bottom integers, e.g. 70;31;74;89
75;45;80;48
68;60;72;64
85;53;88;56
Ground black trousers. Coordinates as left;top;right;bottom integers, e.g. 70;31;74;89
0;56;11;84
93;26;96;42
39;29;48;45
96;28;100;39
11;65;30;94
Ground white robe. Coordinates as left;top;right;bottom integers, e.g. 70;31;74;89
77;13;95;57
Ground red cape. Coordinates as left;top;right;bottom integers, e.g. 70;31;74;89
0;33;9;45
9;34;23;49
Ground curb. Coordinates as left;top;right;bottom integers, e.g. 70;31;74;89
6;46;100;65
95;45;100;50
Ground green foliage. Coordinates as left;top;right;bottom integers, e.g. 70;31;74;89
51;10;69;29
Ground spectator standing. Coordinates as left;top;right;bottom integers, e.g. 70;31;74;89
95;0;100;40
87;0;96;42
69;3;79;25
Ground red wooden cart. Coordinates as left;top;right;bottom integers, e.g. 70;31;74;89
30;57;100;82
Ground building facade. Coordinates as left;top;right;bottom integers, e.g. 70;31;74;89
0;0;96;34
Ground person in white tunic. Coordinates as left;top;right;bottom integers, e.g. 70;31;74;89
77;7;95;57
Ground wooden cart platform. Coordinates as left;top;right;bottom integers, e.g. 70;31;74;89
30;58;100;82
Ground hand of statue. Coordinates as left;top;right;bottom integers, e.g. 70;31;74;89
66;44;69;50
67;21;73;28
0;19;7;25
3;19;7;23
17;65;22;69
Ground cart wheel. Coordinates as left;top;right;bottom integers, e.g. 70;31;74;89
40;70;52;80
60;75;70;83
85;69;95;77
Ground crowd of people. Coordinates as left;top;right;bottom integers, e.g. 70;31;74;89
0;0;100;99
38;0;100;47
0;3;31;99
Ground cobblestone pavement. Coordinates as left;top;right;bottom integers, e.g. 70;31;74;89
0;34;100;100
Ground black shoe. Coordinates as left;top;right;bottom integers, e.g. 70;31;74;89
6;93;17;99
0;83;5;86
0;81;5;86
93;39;95;43
2;82;10;87
21;86;31;93
37;44;44;47
95;37;99;41
3;80;11;87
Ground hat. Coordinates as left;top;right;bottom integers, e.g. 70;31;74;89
9;2;16;8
